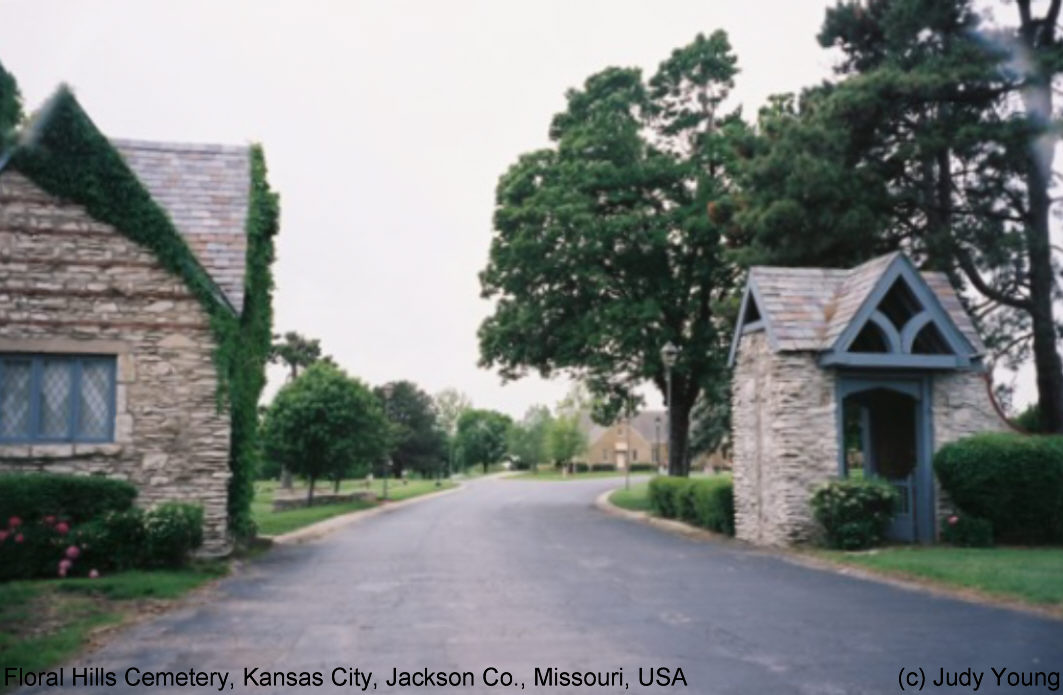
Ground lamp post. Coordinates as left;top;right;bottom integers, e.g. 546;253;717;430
624;400;633;491
660;341;679;476
655;415;661;473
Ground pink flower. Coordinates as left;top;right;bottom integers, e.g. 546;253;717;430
65;545;80;559
58;566;67;578
88;569;99;579
0;530;7;543
948;515;959;526
8;516;21;529
43;515;56;526
58;559;72;572
55;522;70;535
14;533;24;543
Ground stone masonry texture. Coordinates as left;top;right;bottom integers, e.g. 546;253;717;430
731;329;1007;547
0;171;231;553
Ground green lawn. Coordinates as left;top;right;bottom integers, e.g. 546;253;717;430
252;478;455;536
0;564;225;691
609;481;652;511
818;546;1063;606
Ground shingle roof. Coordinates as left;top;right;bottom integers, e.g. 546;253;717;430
586;410;667;444
113;139;251;311
745;252;985;355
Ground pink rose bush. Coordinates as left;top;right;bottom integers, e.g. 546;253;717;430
0;513;86;580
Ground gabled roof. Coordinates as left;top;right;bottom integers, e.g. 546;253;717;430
729;252;985;368
585;410;667;444
0;87;252;315
114;139;251;311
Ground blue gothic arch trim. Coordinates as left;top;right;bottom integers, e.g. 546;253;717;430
820;255;977;370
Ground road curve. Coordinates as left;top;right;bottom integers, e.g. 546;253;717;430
17;476;1063;695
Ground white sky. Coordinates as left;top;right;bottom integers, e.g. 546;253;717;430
0;0;1040;417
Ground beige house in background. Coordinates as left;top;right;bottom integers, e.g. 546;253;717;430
580;410;726;471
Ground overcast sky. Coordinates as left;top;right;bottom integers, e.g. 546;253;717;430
0;1;1039;417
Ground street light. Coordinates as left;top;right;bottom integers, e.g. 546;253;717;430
655;415;661;473
660;341;679;476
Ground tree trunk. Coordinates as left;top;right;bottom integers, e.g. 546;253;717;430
1017;0;1063;432
333;477;341;493
667;384;695;477
307;476;315;505
1024;153;1063;432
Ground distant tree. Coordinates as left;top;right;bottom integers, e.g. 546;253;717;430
455;409;512;474
269;331;328;381
0;60;22;148
507;405;553;470
434;388;473;474
374;380;446;479
261;363;389;503
267;331;332;488
478;32;747;476
547;414;588;470
434;388;472;438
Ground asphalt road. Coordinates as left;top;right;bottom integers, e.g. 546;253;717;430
17;477;1063;695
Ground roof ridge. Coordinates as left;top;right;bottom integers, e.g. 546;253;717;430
110;137;249;155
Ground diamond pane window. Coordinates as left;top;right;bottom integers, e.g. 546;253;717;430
78;361;112;439
40;360;72;438
0;355;116;443
0;360;32;438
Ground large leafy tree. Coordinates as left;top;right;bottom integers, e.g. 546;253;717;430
261;363;389;503
478;32;746;475
740;0;1063;432
374;380;446;479
454;409;512;474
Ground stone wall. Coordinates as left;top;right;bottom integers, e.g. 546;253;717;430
931;369;1008;529
0;171;231;553
731;331;838;546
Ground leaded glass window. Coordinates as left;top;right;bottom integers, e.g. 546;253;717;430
0;355;116;443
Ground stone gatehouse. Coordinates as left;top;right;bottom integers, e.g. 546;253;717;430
728;252;1005;546
0;103;264;553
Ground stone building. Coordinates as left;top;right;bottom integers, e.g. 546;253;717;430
0;91;273;553
728;253;1005;546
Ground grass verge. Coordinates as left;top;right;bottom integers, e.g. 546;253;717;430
816;546;1063;607
609;481;652;512
0;563;226;691
252;478;455;536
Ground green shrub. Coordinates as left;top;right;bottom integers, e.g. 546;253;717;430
810;479;898;550
648;477;686;518
934;432;1063;544
648;476;735;536
144;503;204;568
80;509;148;571
940;513;994;548
691;477;735;535
0;474;137;525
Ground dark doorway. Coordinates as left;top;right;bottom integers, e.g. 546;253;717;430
840;380;931;543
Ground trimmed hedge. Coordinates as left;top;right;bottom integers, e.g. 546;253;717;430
934;432;1063;544
810;479;897;550
0;474;137;524
648;476;735;536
